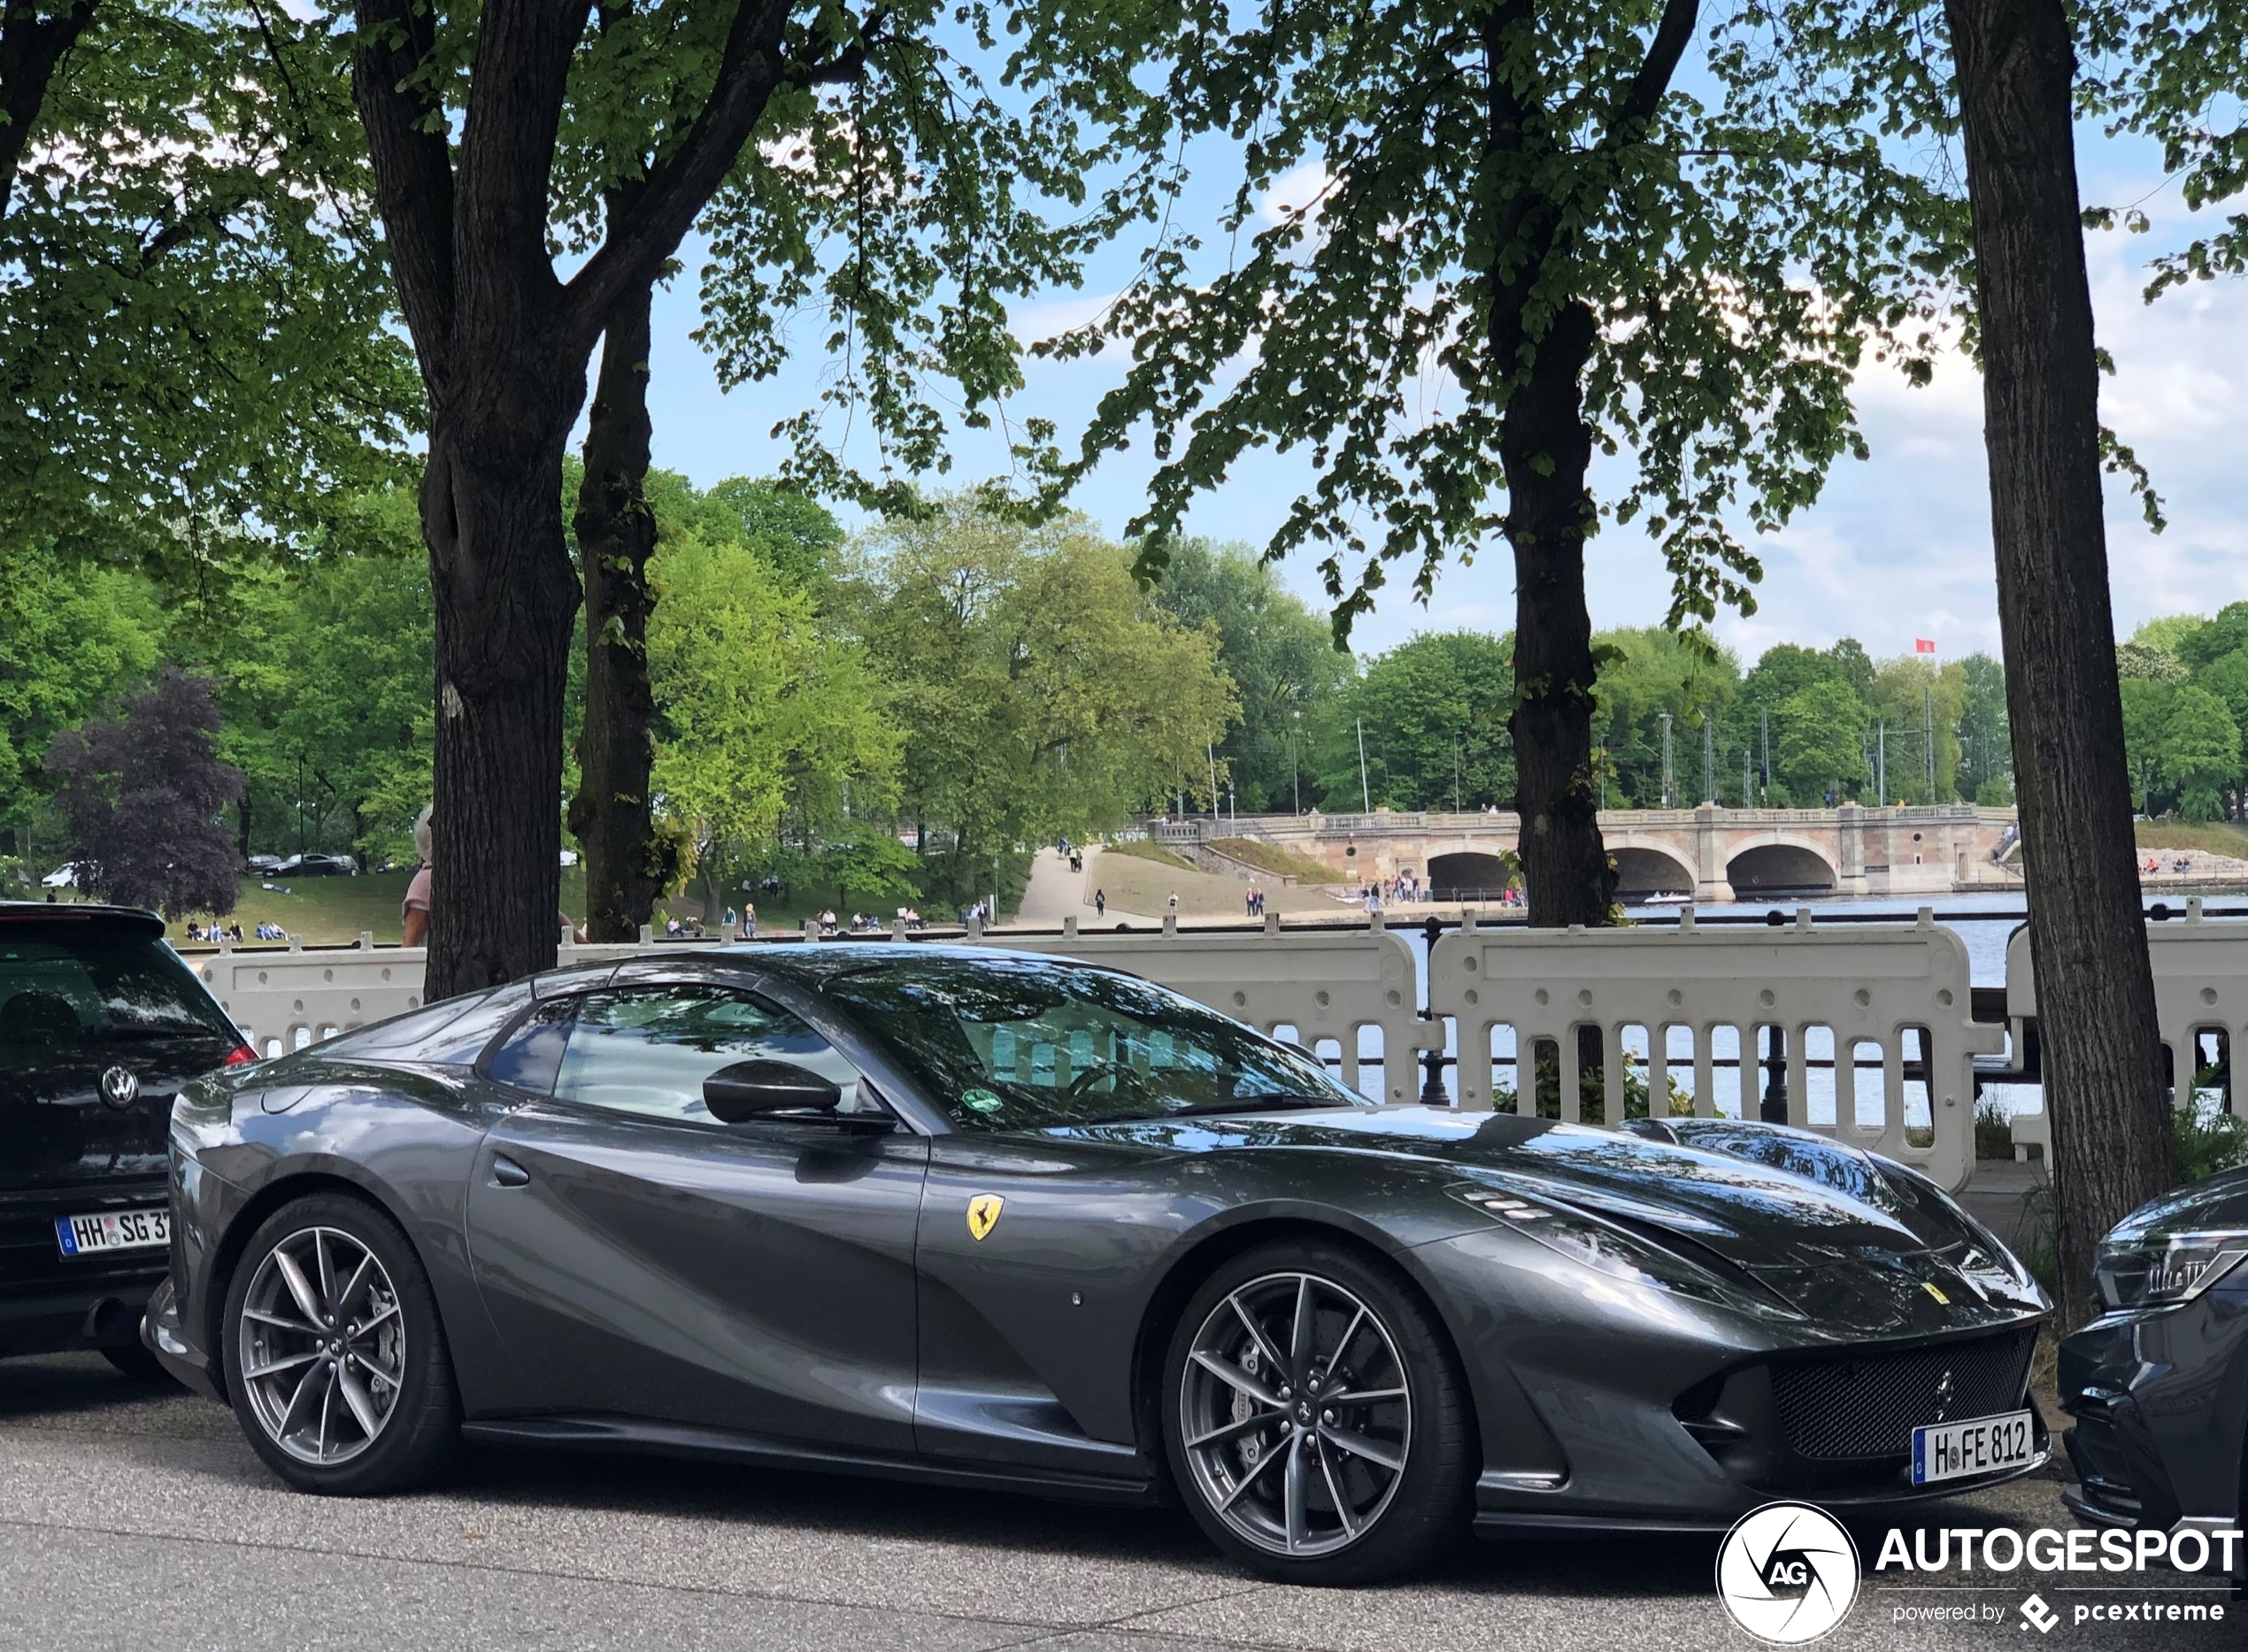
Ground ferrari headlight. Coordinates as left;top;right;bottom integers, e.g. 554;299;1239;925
1448;1183;1788;1314
2095;1230;2248;1310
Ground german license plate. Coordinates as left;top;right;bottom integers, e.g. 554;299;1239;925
54;1208;169;1257
1912;1409;2035;1485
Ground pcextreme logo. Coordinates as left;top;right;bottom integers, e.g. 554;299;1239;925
1716;1502;1862;1644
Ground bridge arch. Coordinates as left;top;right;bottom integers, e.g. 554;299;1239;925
1609;841;1697;896
1428;850;1514;900
1726;836;1838;895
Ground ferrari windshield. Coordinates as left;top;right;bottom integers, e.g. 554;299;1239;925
820;953;1369;1131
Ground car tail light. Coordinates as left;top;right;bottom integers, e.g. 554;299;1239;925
224;1042;258;1066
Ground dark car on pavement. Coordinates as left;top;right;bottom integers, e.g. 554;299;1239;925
2059;1167;2248;1542
1;903;252;1376
151;944;2050;1583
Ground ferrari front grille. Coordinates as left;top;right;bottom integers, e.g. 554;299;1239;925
1768;1328;2036;1462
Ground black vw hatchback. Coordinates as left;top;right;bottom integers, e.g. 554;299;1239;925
0;903;250;1375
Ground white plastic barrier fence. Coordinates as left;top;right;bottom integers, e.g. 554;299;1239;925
965;912;1440;1103
192;930;704;1058
190;919;1440;1100
2005;902;2248;1158
1427;907;1996;1191
192;913;1993;1187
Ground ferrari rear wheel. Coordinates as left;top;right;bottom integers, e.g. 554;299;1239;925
222;1192;460;1494
1164;1241;1474;1584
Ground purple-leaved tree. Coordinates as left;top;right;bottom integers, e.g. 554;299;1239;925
46;665;243;918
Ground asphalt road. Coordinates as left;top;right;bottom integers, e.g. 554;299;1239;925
0;1352;2235;1652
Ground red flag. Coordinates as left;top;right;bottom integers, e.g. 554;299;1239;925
1914;638;1936;655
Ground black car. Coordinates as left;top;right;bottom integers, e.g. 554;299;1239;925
273;853;355;877
1;903;251;1376
2059;1168;2248;1539
150;945;2050;1583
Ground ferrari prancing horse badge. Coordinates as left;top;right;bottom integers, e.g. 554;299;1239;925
966;1194;1005;1241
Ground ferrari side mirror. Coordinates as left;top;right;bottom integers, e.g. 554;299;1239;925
703;1058;843;1124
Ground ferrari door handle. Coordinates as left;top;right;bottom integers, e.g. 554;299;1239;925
490;1154;531;1187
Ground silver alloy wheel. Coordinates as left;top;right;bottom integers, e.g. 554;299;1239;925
237;1226;405;1465
1178;1270;1412;1557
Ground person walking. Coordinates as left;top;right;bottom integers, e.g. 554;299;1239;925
1094;888;1106;919
1167;890;1180;917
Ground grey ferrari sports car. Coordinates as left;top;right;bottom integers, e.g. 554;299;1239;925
150;944;2050;1583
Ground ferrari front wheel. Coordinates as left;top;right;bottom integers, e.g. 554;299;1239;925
1163;1241;1474;1584
222;1191;460;1494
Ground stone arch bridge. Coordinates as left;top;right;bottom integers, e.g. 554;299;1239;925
1163;804;2023;903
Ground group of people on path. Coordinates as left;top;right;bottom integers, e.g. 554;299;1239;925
1243;886;1268;918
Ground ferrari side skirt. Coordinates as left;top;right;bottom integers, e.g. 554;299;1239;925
459;1414;1166;1507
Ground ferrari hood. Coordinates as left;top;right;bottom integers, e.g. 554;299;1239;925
1066;1105;2046;1329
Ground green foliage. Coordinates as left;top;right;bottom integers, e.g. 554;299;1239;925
2162;687;2240;803
1956;652;2012;802
1867;657;1968;804
1774;680;1868;803
2177;603;2248;672
847;501;1238;902
1591;629;1742;808
1315;634;1516;813
0;552;165;851
648;526;900;913
1035;0;1969;637
0;1;417;561
2167;1096;2248;1187
2079;0;2248;300
1151;541;1353;812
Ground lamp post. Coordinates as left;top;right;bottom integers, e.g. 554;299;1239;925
1291;710;1302;815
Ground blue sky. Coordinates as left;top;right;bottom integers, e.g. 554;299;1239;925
630;118;2246;668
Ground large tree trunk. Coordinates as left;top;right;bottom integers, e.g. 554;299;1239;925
1947;0;2177;1324
420;413;583;999
1501;300;1615;927
567;278;665;942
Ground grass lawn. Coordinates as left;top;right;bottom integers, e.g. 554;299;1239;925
2136;821;2248;859
1087;844;1349;919
1103;837;1198;872
1211;836;1349;884
41;867;840;947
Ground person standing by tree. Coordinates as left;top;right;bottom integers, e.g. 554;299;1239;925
402;807;434;949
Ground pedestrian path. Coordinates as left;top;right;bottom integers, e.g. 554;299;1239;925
1014;845;1151;926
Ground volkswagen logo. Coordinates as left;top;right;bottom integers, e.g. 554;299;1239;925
1715;1502;1860;1643
98;1065;140;1110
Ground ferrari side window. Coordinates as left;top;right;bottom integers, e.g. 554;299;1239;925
550;985;866;1125
482;998;575;1095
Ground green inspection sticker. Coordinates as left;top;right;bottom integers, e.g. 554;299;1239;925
961;1087;1005;1114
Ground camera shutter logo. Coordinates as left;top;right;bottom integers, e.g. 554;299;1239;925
99;1065;140;1110
1715;1502;1860;1643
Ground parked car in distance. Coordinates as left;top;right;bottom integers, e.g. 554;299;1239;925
273;853;356;877
2059;1167;2248;1548
245;854;285;874
1;903;254;1378
152;945;2050;1583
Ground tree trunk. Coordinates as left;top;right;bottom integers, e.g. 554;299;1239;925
1501;300;1615;927
1947;0;2177;1325
420;416;583;1000
567;278;666;942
